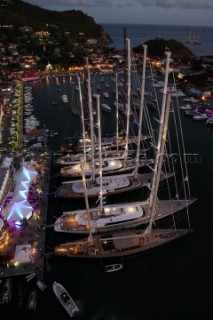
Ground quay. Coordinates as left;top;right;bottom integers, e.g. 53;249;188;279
0;79;52;282
0;153;51;280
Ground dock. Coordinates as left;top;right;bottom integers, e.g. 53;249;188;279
0;152;51;280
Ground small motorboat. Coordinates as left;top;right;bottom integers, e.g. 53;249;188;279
105;264;123;273
36;280;47;292
179;104;192;111
101;103;112;113
26;289;37;311
193;113;208;121
206;117;213;126
25;272;36;282
53;281;79;318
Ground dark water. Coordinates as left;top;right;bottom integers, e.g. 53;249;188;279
101;23;213;57
2;26;213;320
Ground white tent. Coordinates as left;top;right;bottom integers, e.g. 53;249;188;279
14;180;30;193
12;190;28;202
14;167;38;183
14;244;32;264
2;200;33;221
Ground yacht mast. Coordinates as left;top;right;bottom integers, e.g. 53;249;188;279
146;51;171;234
86;58;95;181
95;94;103;211
115;73;119;151
80;159;93;244
124;38;131;161
77;76;86;160
134;44;148;179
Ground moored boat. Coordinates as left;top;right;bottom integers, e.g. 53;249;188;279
58;171;174;198
53;281;79;318
54;228;193;259
54;198;196;235
59;157;154;178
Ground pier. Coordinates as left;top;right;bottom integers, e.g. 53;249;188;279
0;153;51;280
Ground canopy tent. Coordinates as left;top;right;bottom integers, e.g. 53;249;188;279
14;167;38;183
14;180;30;193
12;189;28;202
14;244;32;264
2;200;33;221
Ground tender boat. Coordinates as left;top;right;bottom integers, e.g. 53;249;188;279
193;113;208;121
179;104;192;111
36;280;47;291
105;264;123;273
61;94;69;103
101;103;112;113
26;289;37;311
25;272;36;282
53;281;79;318
206;117;213;125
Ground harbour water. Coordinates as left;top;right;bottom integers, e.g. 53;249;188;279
1;24;213;320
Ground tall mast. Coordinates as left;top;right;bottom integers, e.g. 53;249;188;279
123;27;127;113
124;38;131;161
80;159;93;244
146;51;172;235
95;94;103;211
115;73;119;151
86;57;95;181
77;76;86;161
134;44;148;179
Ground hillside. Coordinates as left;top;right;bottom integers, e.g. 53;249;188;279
134;38;195;59
0;0;111;42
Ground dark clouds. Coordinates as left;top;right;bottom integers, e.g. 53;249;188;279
24;0;213;10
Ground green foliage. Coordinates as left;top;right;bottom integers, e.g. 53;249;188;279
0;0;111;41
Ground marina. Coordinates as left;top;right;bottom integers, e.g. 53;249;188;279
0;22;213;320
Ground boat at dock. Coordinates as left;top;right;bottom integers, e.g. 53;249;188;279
54;198;195;235
53;281;79;318
58;171;174;198
54;229;193;259
59;157;154;178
